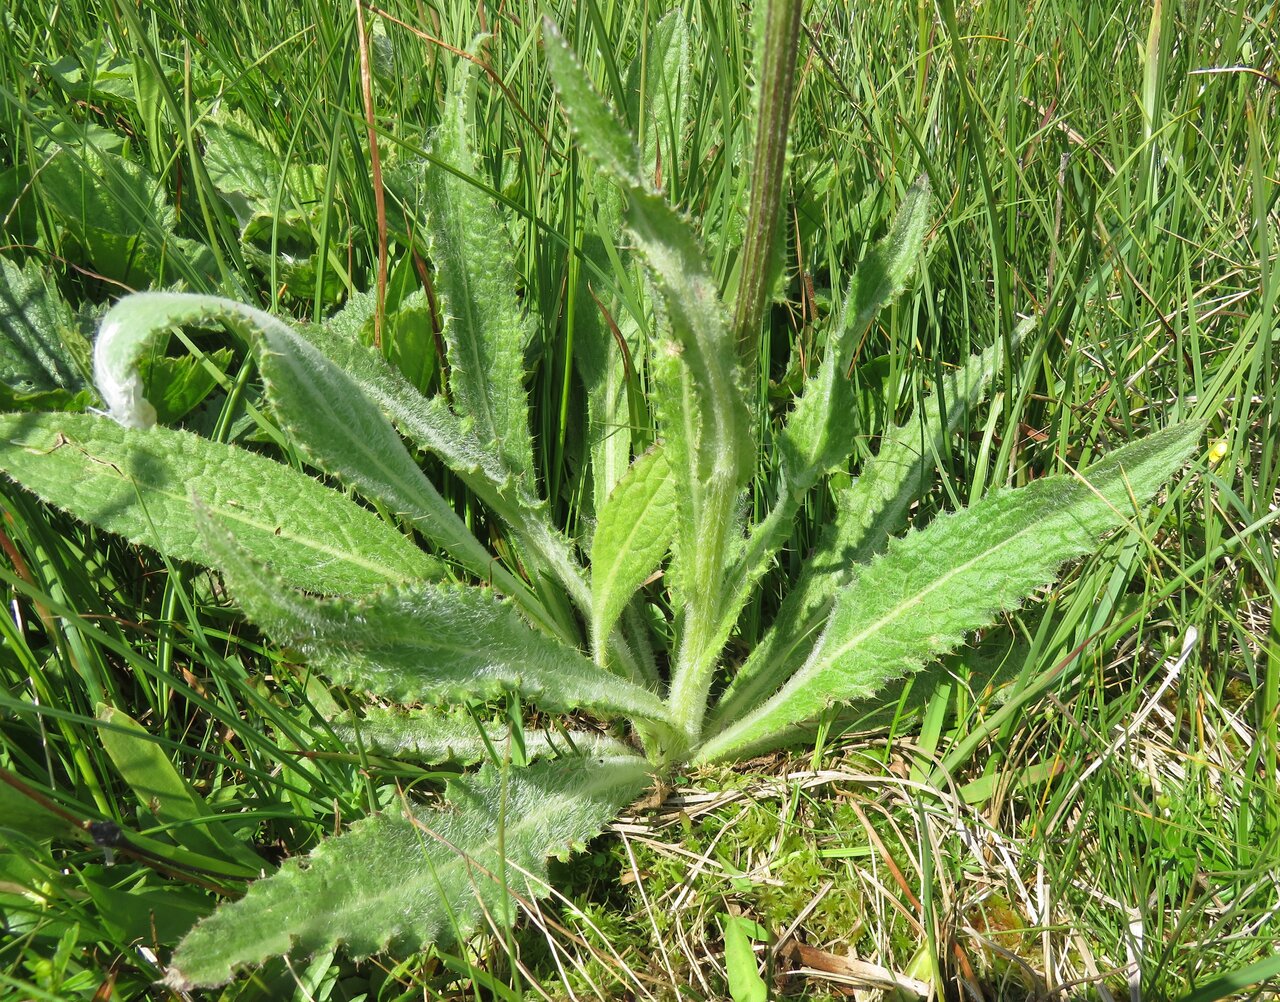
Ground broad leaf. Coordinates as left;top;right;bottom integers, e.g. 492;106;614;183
696;422;1202;762
196;506;672;725
424;63;536;483
624;9;691;184
0;256;91;400
38;147;218;290
201;114;344;305
138;350;234;424
333;706;633;765
164;754;652;988
546;21;752;723
303;308;592;617
0;775;80;842
253;319;542;615
692;179;935;696
723;914;769;1002
544;21;753;487
590;444;676;650
94;292;523;609
0;413;434;595
712;327;1025;728
569;13;687;516
830;317;1034;564
308;298;518;497
200;113;285;227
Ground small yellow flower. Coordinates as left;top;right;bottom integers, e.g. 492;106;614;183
1208;438;1229;466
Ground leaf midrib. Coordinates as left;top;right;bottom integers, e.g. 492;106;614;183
60;433;414;581
799;485;1096;691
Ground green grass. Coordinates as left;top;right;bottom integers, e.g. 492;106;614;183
1;0;1277;999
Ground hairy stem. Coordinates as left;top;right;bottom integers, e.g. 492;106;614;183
732;0;803;369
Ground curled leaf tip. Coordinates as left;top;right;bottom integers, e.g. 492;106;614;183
94;317;158;429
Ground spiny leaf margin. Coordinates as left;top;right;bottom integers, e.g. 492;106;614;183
165;754;652;989
697;421;1202;762
195;503;672;725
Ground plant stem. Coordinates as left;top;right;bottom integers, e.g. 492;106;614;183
663;0;803;751
732;0;803;370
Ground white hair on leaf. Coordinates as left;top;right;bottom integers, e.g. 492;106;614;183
94;316;159;429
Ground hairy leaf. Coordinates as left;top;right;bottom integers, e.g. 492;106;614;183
89;290;540;609
93;292;291;429
624;9;690;184
0;413;434;595
779;177;932;488
544;21;645;188
165;755;652;988
38;147;218;290
569;12;686;516
590;444;676;651
691;179;936;699
200;113;285;226
697;422;1201;763
333;707;633;765
196;506;671;724
254;320;544;618
305;302;592;619
139;349;233;424
544;21;753;486
546;21;752;730
424;63;536;482
306;301;517;497
712;328;1024;728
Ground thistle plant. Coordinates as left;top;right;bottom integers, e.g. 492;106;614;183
0;13;1200;989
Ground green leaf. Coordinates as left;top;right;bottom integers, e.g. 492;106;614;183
39;44;141;106
302;308;592;617
164;754;652;989
195;505;671;725
93;291;288;429
201;114;342;305
424;61;536;483
97;705;262;872
546;20;752;732
566;13;686;516
0;774;80;842
778;177;932;488
38;147;217;290
0;413;435;595
200;114;285;226
830;324;1025;564
94;293;457;589
307;297;517;498
378;254;439;395
1175;954;1280;1002
590;444;675;651
139;349;233;424
545;22;752;487
253;318;537;611
543;20;645;188
685;183;936;709
696;422;1202;763
0;256;91;399
241;209;344;305
722;914;768;1002
333;706;633;765
82;873;210;948
712;328;1023;729
624;9;691;183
